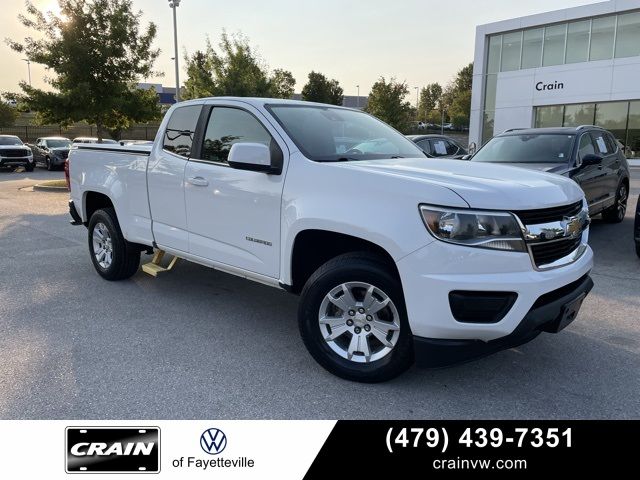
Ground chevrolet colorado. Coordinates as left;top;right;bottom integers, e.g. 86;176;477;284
69;98;594;382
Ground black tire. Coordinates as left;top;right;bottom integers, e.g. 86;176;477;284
87;208;140;281
25;162;34;172
46;157;52;171
298;252;414;383
602;181;628;223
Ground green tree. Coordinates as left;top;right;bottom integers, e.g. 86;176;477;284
0;102;19;127
270;69;296;99
365;77;413;132
441;62;473;127
301;71;344;105
5;0;162;141
417;83;442;121
183;33;295;100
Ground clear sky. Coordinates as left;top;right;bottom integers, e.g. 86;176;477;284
0;0;600;97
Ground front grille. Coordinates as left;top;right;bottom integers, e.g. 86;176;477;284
513;200;583;225
530;236;582;267
0;149;31;158
60;151;69;159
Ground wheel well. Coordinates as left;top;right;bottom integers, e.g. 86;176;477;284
84;192;114;223
289;230;399;294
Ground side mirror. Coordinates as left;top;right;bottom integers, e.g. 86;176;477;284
228;142;282;174
461;154;472;160
581;154;603;166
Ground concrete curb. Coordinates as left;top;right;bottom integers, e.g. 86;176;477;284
33;183;68;192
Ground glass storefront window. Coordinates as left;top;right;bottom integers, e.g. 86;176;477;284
482;111;495;144
487;35;502;74
595;102;629;143
563;104;595;126
521;28;543;69
627;101;640;158
565;20;591;64
535;105;564;128
543;24;567;66
484;74;498;111
501;31;522;71
615;12;640;58
590;16;616;61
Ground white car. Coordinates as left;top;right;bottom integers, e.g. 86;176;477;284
68;98;594;382
0;135;34;171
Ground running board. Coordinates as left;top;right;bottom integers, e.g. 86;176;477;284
141;250;179;277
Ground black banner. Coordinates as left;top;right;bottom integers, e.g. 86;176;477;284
305;421;638;477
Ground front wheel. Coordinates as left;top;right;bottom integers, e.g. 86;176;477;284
602;182;628;223
46;157;53;171
88;208;140;281
25;162;34;172
298;252;414;382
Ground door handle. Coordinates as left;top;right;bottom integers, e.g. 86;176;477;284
187;176;209;187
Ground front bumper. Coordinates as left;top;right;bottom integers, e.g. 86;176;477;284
50;155;67;166
396;232;594;342
413;274;593;367
0;156;33;167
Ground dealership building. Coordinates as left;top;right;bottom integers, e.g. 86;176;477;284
470;0;640;158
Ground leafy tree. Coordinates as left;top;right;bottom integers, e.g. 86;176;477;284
365;77;413;132
5;0;162;141
441;62;473;127
417;83;442;121
270;69;296;99
301;71;344;105
183;33;296;100
0;102;19;127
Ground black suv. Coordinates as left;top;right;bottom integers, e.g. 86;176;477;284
471;126;630;223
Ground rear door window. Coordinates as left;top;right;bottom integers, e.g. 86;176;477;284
162;105;201;158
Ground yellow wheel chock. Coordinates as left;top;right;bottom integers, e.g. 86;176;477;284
141;250;179;277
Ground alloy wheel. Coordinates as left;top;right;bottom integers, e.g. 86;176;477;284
92;222;113;269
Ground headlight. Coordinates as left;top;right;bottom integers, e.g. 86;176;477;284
419;205;526;252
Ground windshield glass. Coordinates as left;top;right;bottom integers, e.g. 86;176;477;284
472;134;575;163
47;139;72;148
267;105;426;161
0;136;23;146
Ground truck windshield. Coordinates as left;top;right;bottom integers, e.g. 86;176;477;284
0;137;23;146
472;134;575;163
47;139;72;148
267;104;426;161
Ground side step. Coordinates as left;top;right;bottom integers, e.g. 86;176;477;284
141;250;179;277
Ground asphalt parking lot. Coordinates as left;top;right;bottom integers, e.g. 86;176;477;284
1;167;639;420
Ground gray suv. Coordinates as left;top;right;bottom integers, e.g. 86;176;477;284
471;126;631;223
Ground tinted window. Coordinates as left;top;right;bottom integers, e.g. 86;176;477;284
201;107;272;164
163;105;201;157
472;134;574;163
47;139;72;148
430;139;459;157
416;139;431;154
590;132;611;155
578;134;596;161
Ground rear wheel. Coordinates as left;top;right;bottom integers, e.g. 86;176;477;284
88;208;140;281
46;157;52;171
602;182;628;223
298;252;413;382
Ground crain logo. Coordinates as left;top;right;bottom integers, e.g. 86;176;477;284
200;428;227;455
66;427;160;473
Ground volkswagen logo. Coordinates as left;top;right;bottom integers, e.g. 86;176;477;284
200;428;227;455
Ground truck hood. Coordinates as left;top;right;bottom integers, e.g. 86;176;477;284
0;145;30;150
333;157;584;210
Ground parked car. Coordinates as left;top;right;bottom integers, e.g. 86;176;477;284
0;135;34;171
407;134;468;159
442;123;455;131
470;126;630;223
72;137;119;144
635;195;640;258
69;98;593;382
28;136;72;170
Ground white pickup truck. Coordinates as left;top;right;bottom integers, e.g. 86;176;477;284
69;97;594;382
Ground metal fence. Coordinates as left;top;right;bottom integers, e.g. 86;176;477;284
0;125;159;143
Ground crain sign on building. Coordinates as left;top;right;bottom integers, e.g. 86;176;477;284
65;427;160;473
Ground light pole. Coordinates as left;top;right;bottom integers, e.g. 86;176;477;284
22;59;31;87
356;85;360;108
169;0;181;103
414;86;419;119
